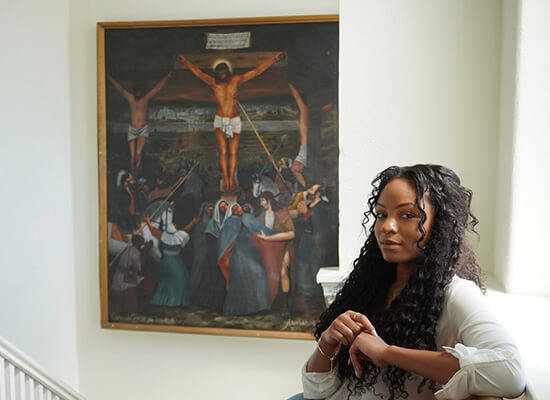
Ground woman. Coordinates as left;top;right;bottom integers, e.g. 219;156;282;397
301;165;525;400
144;212;199;308
191;199;229;312
189;202;214;298
219;204;272;316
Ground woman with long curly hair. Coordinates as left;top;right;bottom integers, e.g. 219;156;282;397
298;165;525;400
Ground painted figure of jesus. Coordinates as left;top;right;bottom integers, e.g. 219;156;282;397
176;52;285;192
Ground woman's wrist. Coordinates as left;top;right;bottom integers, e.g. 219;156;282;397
383;345;399;367
319;331;340;351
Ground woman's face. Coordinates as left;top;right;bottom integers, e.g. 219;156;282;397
206;205;214;219
374;178;435;266
232;205;243;216
219;201;228;214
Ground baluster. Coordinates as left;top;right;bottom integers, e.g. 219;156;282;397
26;376;35;400
7;364;15;400
36;383;44;400
0;357;6;400
17;368;26;400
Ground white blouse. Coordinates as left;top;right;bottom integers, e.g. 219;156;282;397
302;276;526;400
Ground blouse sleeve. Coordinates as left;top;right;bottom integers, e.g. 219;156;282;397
434;278;526;400
301;361;343;399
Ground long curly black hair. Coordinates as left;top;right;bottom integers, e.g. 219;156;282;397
314;164;484;399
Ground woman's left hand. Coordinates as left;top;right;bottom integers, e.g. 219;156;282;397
349;332;390;377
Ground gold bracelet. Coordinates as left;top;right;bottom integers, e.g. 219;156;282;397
317;340;341;376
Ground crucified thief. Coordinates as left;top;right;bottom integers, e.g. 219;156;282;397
176;52;285;192
288;83;308;189
107;72;172;177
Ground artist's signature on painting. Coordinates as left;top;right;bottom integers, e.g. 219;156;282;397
284;319;316;329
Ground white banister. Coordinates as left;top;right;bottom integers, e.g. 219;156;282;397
0;336;84;400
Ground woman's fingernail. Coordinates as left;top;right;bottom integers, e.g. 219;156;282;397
372;329;378;337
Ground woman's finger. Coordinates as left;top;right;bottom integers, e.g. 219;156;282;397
338;311;363;337
349;345;363;378
355;313;378;336
331;330;350;346
333;321;355;345
342;313;363;336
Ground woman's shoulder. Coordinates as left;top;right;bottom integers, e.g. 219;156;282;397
446;275;482;294
442;275;486;321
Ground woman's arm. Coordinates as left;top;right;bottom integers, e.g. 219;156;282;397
435;279;526;398
307;311;377;373
349;333;459;384
302;311;377;400
144;216;162;240
349;279;526;399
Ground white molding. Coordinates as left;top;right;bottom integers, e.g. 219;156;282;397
0;336;85;400
316;267;347;306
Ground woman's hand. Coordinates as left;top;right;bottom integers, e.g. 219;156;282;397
321;311;377;347
349;332;390;377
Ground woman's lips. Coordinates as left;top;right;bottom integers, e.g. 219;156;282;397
380;240;401;249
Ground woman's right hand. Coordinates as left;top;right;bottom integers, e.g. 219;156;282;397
321;310;377;347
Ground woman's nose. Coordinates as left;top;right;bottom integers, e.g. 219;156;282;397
382;217;398;233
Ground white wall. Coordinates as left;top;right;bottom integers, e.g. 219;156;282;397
506;0;550;297
0;0;80;390
69;1;337;399
494;0;520;293
339;0;502;277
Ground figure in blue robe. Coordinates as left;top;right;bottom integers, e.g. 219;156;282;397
189;202;213;298
219;205;271;316
190;199;228;312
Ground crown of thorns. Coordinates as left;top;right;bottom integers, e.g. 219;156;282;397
212;59;233;74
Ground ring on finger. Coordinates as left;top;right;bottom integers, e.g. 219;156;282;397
353;312;359;321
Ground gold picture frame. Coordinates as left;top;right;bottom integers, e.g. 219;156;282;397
98;15;339;339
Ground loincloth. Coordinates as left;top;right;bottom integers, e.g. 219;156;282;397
214;115;241;139
294;145;307;166
128;124;150;141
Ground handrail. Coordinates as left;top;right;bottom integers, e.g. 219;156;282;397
0;335;85;400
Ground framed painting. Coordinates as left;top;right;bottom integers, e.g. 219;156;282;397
98;15;339;339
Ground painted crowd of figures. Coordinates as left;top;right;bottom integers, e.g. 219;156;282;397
108;172;336;319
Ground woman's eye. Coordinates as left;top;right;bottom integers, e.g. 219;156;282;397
375;212;386;219
403;213;417;219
